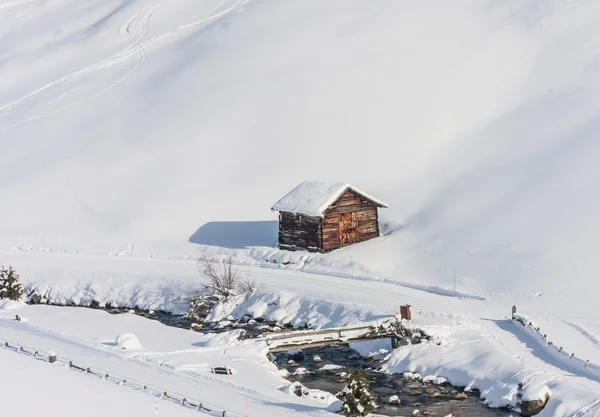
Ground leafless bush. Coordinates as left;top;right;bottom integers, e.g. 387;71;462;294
198;256;256;298
238;277;257;294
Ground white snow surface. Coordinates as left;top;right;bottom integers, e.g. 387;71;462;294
271;181;387;217
0;303;334;417
0;299;25;310
3;251;600;415
0;345;203;417
115;333;143;350
3;0;600;297
4;0;600;415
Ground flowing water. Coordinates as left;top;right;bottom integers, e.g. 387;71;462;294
273;345;516;417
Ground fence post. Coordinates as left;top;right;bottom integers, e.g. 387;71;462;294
49;352;57;363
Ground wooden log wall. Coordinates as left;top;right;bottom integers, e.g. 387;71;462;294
322;190;380;252
279;211;322;252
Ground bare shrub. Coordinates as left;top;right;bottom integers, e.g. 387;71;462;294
187;257;257;322
237;277;257;294
198;256;257;298
199;256;240;298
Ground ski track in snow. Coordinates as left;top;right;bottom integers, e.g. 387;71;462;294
0;0;34;9
114;1;163;89
0;0;249;129
564;320;600;350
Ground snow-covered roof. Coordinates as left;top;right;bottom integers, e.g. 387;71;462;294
271;181;388;217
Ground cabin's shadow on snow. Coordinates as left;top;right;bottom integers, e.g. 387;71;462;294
188;221;278;249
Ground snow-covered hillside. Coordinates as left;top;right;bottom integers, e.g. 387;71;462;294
3;0;600;294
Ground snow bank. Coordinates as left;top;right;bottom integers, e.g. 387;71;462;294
382;329;599;416
22;263;196;315
115;333;143;350
207;290;383;329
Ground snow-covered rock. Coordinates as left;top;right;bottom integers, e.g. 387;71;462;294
319;364;343;371
388;395;401;405
292;367;309;376
115;333;143;350
287;350;305;361
422;375;436;384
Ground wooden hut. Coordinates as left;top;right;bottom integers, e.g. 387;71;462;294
271;181;387;252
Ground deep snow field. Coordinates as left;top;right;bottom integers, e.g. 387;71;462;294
3;0;600;416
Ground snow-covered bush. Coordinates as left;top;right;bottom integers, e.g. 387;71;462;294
187;257;256;321
338;369;377;417
0;266;23;301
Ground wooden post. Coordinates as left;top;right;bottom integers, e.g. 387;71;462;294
400;305;412;321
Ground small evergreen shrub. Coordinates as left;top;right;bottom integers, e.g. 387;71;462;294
0;266;24;301
338;369;377;417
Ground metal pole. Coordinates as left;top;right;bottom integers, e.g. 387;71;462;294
453;267;456;290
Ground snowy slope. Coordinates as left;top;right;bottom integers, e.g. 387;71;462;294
0;347;202;417
3;0;600;295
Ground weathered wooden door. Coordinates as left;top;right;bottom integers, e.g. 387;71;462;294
339;212;358;245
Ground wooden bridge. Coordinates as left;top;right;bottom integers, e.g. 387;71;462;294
262;315;423;352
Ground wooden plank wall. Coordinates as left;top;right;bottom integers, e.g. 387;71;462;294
322;190;380;252
278;211;322;252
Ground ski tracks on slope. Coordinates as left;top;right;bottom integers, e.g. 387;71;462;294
0;0;250;128
112;0;164;90
0;0;34;9
564;320;600;350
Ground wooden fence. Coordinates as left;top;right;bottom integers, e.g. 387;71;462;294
0;338;241;417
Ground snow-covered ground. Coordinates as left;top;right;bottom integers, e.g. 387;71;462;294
2;249;600;416
0;345;204;417
0;302;342;417
4;0;600;415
